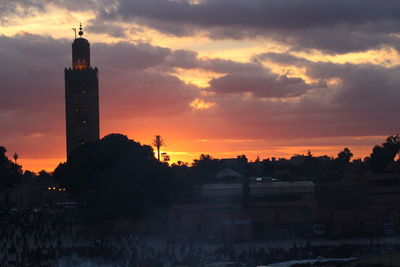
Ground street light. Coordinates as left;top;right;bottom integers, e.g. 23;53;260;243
47;187;68;207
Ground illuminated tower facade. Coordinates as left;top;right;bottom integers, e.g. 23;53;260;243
65;24;99;158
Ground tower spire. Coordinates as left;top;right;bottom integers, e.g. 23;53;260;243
78;23;84;37
71;23;90;69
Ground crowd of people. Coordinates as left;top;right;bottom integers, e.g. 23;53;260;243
1;209;400;266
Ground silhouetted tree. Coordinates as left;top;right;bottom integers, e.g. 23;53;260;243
291;152;326;179
368;145;394;173
23;170;35;180
54;134;177;223
170;161;192;195
192;154;215;166
0;146;22;209
36;170;52;181
13;153;18;164
172;160;188;167
161;152;170;164
337;148;353;163
367;135;400;173
383;134;400;159
152;135;165;161
192;154;222;182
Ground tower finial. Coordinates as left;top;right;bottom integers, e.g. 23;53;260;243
78;23;84;37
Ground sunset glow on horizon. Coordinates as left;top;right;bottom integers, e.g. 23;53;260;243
11;135;389;173
2;0;400;173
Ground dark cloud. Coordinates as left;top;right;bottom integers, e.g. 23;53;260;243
93;41;170;70
259;52;400;113
256;52;400;114
0;0;104;23
90;0;400;53
161;49;313;98
0;34;69;136
0;1;44;24
254;52;311;66
86;22;128;38
208;73;314;98
98;0;400;30
198;53;400;139
306;62;400;113
4;0;400;53
164;49;264;74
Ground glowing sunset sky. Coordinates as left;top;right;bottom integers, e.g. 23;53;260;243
1;0;400;172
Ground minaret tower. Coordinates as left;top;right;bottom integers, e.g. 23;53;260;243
65;24;100;158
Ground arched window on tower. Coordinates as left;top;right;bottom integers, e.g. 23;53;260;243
75;59;87;69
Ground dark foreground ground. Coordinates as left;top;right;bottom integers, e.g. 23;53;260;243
1;210;400;266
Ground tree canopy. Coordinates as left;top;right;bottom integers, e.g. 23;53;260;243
192;154;222;181
367;134;400;173
54;134;178;223
0;146;23;209
337;148;353;164
0;146;22;192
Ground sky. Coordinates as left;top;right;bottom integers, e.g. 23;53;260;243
1;0;400;172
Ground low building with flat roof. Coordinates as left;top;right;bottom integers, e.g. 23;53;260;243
169;180;316;242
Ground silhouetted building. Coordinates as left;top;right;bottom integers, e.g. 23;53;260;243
315;180;368;208
169;180;315;242
64;24;100;158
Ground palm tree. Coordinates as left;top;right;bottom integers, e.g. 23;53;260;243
152;135;165;161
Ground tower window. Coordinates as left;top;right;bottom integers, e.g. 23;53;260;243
77;117;87;124
75;107;88;112
77;88;86;94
